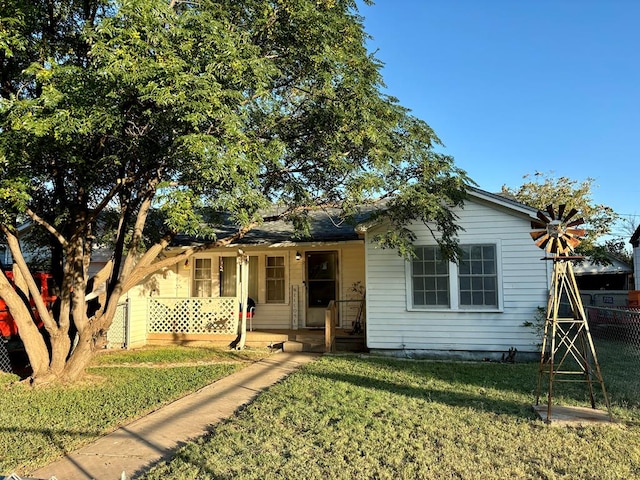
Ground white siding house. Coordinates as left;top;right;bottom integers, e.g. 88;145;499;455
362;188;549;360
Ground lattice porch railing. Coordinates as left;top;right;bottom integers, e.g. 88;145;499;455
148;297;238;335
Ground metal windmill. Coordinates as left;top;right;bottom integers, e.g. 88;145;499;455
530;204;611;423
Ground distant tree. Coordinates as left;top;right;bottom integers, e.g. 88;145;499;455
501;172;619;259
0;0;471;383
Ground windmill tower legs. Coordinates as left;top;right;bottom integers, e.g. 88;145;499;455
535;259;612;423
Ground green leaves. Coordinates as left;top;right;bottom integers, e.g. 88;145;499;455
501;172;620;252
0;0;473;256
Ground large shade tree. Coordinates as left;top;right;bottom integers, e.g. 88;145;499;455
500;172;620;260
0;0;471;383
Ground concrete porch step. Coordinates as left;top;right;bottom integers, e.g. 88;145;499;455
282;335;367;353
335;335;367;352
282;340;325;353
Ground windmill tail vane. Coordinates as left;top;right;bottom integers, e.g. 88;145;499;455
530;204;586;255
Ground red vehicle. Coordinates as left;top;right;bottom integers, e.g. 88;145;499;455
0;272;57;338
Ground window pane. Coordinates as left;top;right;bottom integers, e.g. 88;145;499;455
471;261;482;275
485;291;497;305
425;277;435;290
436;261;449;275
484;260;495;275
459;261;470;275
460;291;471;305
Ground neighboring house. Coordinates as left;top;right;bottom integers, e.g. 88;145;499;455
573;254;632;291
126;187;549;359
0;222;42;269
572;254;633;308
358;188;548;360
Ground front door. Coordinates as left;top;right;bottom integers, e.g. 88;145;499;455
306;251;338;327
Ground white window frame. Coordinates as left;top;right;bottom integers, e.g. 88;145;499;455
265;255;287;304
192;257;214;298
406;241;503;312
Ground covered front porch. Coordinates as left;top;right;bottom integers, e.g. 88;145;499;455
121;240;366;351
115;289;366;352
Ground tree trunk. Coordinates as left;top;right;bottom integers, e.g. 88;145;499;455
59;329;96;382
49;332;72;374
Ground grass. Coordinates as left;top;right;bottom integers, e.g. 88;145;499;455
0;345;272;474
140;351;640;480
3;339;639;479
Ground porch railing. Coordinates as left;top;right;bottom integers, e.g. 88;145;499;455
148;297;238;335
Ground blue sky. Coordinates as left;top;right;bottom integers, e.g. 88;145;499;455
359;0;639;238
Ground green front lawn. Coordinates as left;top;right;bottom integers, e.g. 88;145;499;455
2;339;639;479
0;345;271;474
142;350;640;480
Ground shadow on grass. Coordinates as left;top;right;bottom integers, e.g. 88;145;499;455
380;355;626;404
0;425;102;474
307;367;538;420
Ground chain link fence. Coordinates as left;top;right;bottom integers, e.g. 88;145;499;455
587;306;640;409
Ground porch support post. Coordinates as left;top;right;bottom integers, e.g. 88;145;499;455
236;251;249;350
325;300;336;352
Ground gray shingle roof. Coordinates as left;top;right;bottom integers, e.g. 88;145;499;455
171;208;369;247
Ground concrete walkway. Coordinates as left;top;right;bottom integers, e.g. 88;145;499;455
29;352;320;480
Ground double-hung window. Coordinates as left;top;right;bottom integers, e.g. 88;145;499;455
412;246;449;307
410;243;499;310
193;258;213;297
266;256;285;303
458;245;498;308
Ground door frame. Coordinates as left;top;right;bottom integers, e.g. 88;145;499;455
305;250;339;328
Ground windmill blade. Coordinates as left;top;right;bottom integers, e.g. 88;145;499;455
546;204;556;220
566;236;581;249
530;230;548;241
536;210;551;224
566;228;586;238
535;234;551;250
531;220;548;229
558;236;570;253
563;208;578;223
567;218;585;228
557;204;566;220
